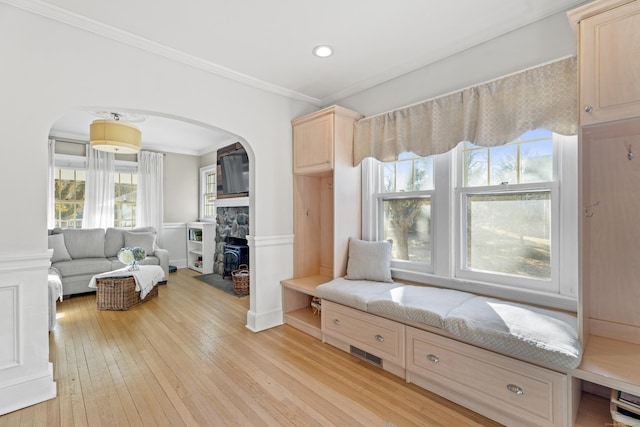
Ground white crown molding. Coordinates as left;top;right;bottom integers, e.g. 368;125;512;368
1;0;322;106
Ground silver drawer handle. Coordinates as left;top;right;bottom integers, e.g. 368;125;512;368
426;354;439;364
584;105;593;113
332;318;340;325
507;384;524;395
375;334;384;342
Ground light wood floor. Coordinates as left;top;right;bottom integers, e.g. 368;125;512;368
0;269;501;426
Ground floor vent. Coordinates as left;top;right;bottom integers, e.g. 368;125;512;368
350;346;383;368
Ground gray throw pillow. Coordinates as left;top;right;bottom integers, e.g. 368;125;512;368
124;231;155;255
48;234;72;263
345;238;393;283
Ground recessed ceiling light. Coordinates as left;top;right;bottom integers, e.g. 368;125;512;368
312;45;333;58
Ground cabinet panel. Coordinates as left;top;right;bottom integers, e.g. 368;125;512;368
322;301;404;366
406;327;566;427
579;0;640;125
582;119;640;337
293;113;334;174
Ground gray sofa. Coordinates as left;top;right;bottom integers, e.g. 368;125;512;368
47;227;169;297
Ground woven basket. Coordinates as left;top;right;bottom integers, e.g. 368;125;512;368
96;276;158;310
232;264;250;295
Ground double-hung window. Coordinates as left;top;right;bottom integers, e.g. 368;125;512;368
456;129;559;293
364;129;577;308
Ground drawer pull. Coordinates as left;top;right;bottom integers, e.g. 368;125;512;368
374;334;384;342
426;354;439;364
584;105;593;113
332;318;340;325
507;384;524;395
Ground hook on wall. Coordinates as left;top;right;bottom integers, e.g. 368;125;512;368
584;200;601;218
628;144;634;161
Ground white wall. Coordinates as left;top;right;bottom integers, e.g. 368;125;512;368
334;12;578;116
163;153;200;223
0;2;313;414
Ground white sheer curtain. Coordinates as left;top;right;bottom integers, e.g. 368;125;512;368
354;57;578;164
136;151;164;243
82;147;115;229
47;138;56;229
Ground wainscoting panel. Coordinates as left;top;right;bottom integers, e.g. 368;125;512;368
0;284;19;369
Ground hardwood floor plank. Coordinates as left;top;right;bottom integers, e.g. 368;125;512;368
1;269;502;426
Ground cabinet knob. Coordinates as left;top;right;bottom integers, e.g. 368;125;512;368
332;318;340;325
426;354;439;364
584;105;593;113
506;384;524;395
375;334;384;342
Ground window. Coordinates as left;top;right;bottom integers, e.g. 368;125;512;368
363;130;578;309
114;173;137;228
200;165;217;219
457;129;557;291
54;168;85;229
53;153;138;228
376;153;434;270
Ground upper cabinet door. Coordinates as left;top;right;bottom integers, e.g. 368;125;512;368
579;0;640;125
293;112;334;174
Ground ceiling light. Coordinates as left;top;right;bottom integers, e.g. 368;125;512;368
90;113;142;154
312;45;333;58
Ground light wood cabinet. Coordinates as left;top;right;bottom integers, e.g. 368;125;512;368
281;105;363;337
186;222;215;274
569;0;640;125
406;327;567;427
322;300;405;377
569;1;640;425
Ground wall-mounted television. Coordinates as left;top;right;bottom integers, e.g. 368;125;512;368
219;145;249;196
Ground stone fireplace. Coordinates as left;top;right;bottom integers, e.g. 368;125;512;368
214;206;249;275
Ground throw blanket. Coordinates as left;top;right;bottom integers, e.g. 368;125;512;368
89;265;165;300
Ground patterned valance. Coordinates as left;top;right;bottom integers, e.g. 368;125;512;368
353;57;578;164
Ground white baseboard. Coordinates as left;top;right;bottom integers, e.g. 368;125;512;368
246;308;283;333
0;364;56;415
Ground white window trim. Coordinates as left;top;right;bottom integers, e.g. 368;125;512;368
200;165;217;220
362;134;579;312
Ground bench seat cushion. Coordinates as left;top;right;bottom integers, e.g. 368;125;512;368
368;286;476;329
315;278;398;311
443;296;582;370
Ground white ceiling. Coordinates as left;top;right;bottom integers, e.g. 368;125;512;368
41;0;587;155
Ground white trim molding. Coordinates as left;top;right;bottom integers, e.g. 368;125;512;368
0;0;322;106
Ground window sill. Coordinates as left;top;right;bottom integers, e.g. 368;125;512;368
391;268;577;312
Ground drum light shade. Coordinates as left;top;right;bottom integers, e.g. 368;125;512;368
90;119;141;153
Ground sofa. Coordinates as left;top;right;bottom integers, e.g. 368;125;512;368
47;227;169;297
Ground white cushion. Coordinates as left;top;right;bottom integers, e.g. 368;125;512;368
124;231;155;254
345;238;393;283
315;278;398;311
443;296;582;370
368;286;476;329
48;234;72;263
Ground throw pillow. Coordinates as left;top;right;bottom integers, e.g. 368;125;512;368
345;238;393;283
48;234;72;263
124;231;155;255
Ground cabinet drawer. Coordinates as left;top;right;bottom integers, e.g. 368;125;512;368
406;327;566;427
322;301;404;366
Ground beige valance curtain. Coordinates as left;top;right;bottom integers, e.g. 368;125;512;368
353;56;577;164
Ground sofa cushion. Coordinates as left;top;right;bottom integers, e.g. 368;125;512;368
52;258;113;278
443;296;582;370
315;277;398;311
345;238;393;283
124;231;155;254
57;228;105;259
48;234;72;263
105;227;157;257
368;286;476;329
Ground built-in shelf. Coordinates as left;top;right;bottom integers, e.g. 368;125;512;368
574;392;610;427
186;222;215;274
281;275;330;340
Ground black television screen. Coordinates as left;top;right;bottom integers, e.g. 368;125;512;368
220;148;249;194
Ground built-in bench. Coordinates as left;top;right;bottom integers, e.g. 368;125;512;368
315;277;582;371
315;277;581;427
